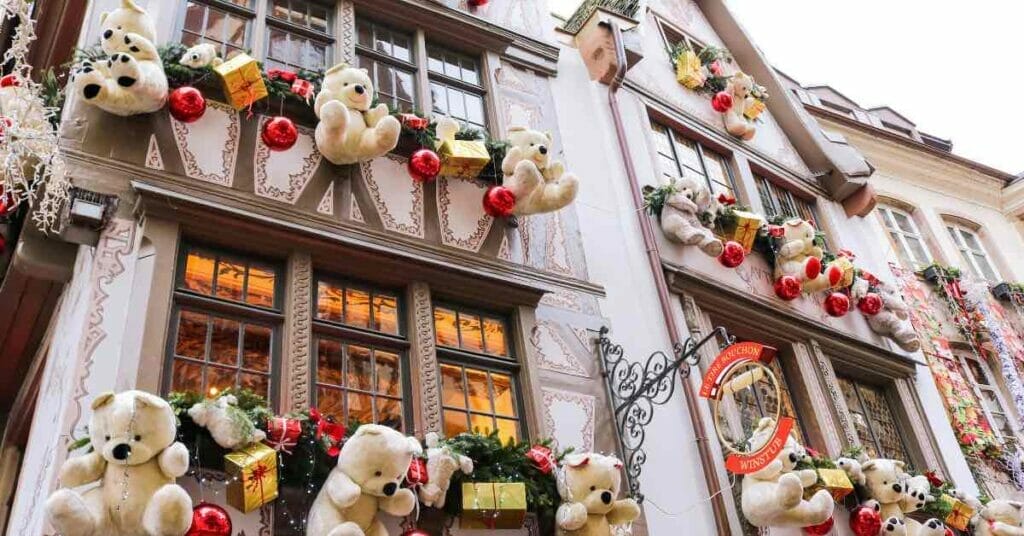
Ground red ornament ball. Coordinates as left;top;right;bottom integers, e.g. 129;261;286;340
848;505;882;536
774;276;802;301
712;91;733;113
803;516;834;535
944;528;954;536
168;86;207;123
718;241;746;268
857;292;883;316
483;186;516;218
408;148;441;182
262;116;298;151
824;292;850;317
186;503;232;536
0;74;19;87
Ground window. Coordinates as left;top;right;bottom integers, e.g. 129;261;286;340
731;356;807;445
428;46;487;131
820;100;856;119
651;122;735;198
882;121;913;137
947;224;1000;282
356;19;417;112
657;20;708;59
838;378;910;460
435;305;521;443
166;245;282;400
878;205;933;269
959;353;1016;442
755;175;819;224
312;278;408;431
180;0;253;59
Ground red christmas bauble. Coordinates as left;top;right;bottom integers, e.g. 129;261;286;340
944;528;954;536
262;116;298;151
848;506;882;536
408;148;441;182
803;516;834;535
712;91;733;113
774;276;802;301
483;186;516;218
0;74;19;87
718;241;745;268
857;292;883;316
824;292;850;317
186;503;232;536
168;86;207;123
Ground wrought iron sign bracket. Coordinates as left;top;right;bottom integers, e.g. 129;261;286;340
595;326;731;502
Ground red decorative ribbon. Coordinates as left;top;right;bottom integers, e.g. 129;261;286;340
291;79;314;103
267;68;297;84
717;193;736;206
310;408;346;457
525;445;555;475
400;113;428;131
837;248;856;259
768;225;785;238
925;470;944;487
406;457;429;486
246;462;270;507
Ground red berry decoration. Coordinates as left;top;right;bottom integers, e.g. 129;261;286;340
718;241;745;268
774;276;802;301
186;503;232;536
262;116;298;151
824;292;850;317
712;91;733;113
408;148;441;182
168;86;207;123
483;186;516;218
0;74;19;87
857;292;883;316
803;516;834;535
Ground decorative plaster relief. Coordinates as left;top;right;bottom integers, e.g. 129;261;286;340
171;100;240;186
495;66;538;95
361;155;424;238
287;253;312;410
253;116;322;204
497;235;512;261
541;388;596;452
531;322;589;377
544;211;573;276
145;134;164;170
437;177;493;252
349;196;364;223
412;283;443;434
317;181;335;215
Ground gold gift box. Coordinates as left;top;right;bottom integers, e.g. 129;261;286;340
716;210;765;253
744;99;766;121
225;443;278;513
803;468;853;502
460;482;527;530
214;53;269;111
832;257;856;289
438;139;491;179
940;494;975;531
675;50;705;90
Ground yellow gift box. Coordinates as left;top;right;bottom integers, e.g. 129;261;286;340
675;50;705;90
744;99;766;121
803;468;853;502
460;482;527;530
213;53;269;111
716;210;765;253
940;494;975;531
830;257;856;289
438;139;491;179
225;443;278;513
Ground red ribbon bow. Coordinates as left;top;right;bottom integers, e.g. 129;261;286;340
837;249;856;259
291;79;314;103
310;408;346;457
526;445;555;475
717;193;736;206
400;113;429;131
768;225;785;238
406;457;429;486
246;462;270;507
267;68;298;84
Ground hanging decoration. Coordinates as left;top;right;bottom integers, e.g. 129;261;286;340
261;115;298;151
461;482;528;529
848;503;883;536
824;291;850;317
400;529;433;536
185;502;232;536
711;91;733;113
718;240;746;268
498;125;579;216
646;177;724;257
774;275;802;301
168;86;207;123
857;291;883;316
669;42;733;95
313;63;401;165
213;53;268;112
187;393;267;450
483;185;516;218
408;148;441;183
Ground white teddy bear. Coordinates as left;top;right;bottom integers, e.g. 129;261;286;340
860;459;945;536
975;500;1024;536
740;417;834;528
498;124;579;216
658;175;724;257
314;64;401;165
722;72;757;141
307;424;422;536
178;43;223;69
187;393;266;450
774;219;843;294
898;474;934;514
46;391;192;536
72;0;168;116
872;280;921;352
555;452;640;536
418;432;473;509
837;457;866;486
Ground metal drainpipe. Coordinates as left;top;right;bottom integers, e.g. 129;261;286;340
604;20;732;535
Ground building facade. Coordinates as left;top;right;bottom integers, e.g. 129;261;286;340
0;0;1022;535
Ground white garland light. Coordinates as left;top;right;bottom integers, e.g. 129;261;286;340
0;0;70;233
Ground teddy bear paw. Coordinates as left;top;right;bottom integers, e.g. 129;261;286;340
45;489;96;536
776;472;805;509
106;53;141;89
804;256;822;280
701;237;725;257
73;62;108;102
882;516;906;535
919;518;946;536
319;100;350;130
143;484;192;536
559;502;589;530
326;522;366;536
370;115;400;152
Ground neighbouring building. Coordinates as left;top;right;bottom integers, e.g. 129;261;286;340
0;1;1022;535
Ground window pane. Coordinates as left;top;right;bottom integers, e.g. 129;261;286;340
175;310;208;359
247;264;275;307
375;350;401;396
346;345;374;391
215;259;245;302
444;409;469;437
317;281;343;322
431;83;448;115
961;230;983;251
470;413;495;435
395;70;416;110
377;398;403;430
372;294;399;334
427;48;444;73
975;254;998;281
391;32;411;63
242;324;271;373
483;318;508;357
904;236;930;266
496;418;519;444
268;28;293;65
441;364;467;407
318;386;344;422
491;373;515;416
207;366;236;397
224;13;246;46
892;211;916;234
309;6;328;33
184;250;216;294
348;392;373;426
184;3;206;34
172;359;203;393
434;308;459;347
271;0;289;20
317;338;343;386
466;368;491;412
239;372;269;398
673;137;702;172
345;288;371;329
357;20;373;48
206;8;226;41
459;314;484;353
210;317;240;366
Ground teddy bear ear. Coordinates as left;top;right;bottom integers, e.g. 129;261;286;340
122;0;146;13
507;126;526;135
861;460;877;472
545;131;553;142
100;12;109;24
91;391;116;410
325;63;348;76
133;391;169;409
564;453;590;468
893;460;906;470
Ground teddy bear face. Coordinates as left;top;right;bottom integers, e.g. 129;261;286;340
507;127;553;169
99;0;158;58
665;175;710;214
730;72;754;99
318;66;375;113
781;219;816;253
89;391;177;467
861;459;907;505
336;424;421;498
558;453;624;516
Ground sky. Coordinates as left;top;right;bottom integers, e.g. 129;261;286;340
723;0;1023;176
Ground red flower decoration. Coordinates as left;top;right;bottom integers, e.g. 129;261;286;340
310;408;346;457
709;60;723;76
400;114;429;131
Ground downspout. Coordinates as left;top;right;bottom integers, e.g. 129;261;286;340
604;21;731;535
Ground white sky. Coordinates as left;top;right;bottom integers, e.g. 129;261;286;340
723;0;1023;175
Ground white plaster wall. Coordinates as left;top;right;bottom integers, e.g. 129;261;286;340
79;0;178;48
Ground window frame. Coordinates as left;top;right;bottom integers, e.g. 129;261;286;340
178;0;257;60
650;120;737;198
426;43;488;132
656;17;710;62
838;376;912;462
946;223;1001;282
957;351;1018;444
754;174;820;225
878;204;934;270
355;18;419;113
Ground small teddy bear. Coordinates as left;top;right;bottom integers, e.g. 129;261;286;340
72;0;168;116
307;424;422;536
658;175;724;257
46;390;192;536
178;43;223;69
773;219;843;294
418;432;473;509
556;452;640;536
722;72;757;141
187;393;266;450
837;457;866;486
740;417;833;528
861;458;945;536
498;124;579;216
975;500;1024;536
871;280;921;352
314;64;401;165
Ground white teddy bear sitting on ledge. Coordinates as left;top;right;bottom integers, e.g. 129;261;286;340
499;125;579;216
314;64;401;165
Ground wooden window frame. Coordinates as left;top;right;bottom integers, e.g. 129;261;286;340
838;376;911;462
177;0;257;60
650;120;737;197
754;174;820;225
957;351;1018;444
946;223;1001;282
355;19;419;112
426;44;488;132
878;204;933;270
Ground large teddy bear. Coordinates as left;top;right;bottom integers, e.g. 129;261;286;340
860;458;945;536
72;0;168;116
418;432;473;509
187;393;266;450
45;391;192;536
307;424;422;536
658;175;724;257
555;452;640;536
774;219;843;294
499;124;579;216
740;417;834;528
722;72;757;141
314;64;401;165
975;500;1024;536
